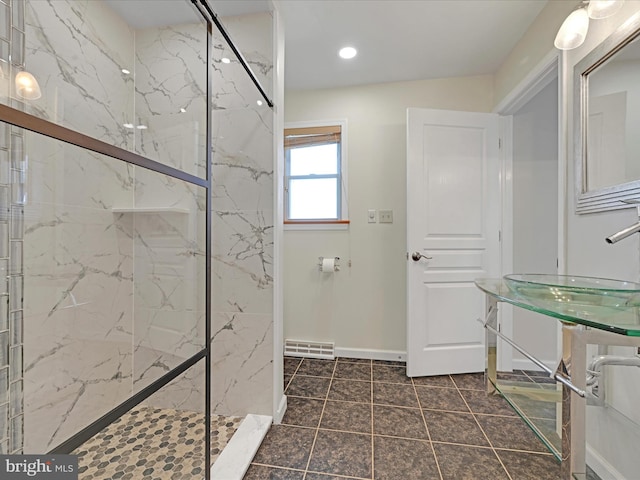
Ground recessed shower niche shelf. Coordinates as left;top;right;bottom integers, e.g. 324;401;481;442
111;207;189;214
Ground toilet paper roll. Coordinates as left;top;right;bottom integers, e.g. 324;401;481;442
321;258;335;272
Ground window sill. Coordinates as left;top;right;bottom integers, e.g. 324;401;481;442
284;220;350;231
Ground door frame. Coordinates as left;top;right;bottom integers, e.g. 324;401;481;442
493;50;565;372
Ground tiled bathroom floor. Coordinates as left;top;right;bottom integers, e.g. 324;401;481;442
245;357;566;480
73;406;243;479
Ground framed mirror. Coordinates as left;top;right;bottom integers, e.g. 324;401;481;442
575;11;640;213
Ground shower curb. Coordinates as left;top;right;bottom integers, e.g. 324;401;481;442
210;413;272;479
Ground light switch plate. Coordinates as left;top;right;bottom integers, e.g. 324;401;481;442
367;209;377;223
379;209;393;223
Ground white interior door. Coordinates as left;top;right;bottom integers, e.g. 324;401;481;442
407;108;500;377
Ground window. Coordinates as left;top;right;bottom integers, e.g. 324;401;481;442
284;123;348;226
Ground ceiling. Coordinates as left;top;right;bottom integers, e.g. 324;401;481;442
276;0;548;91
104;0;549;92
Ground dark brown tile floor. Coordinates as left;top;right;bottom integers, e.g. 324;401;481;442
245;357;569;480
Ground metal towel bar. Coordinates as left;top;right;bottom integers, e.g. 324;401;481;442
476;316;586;398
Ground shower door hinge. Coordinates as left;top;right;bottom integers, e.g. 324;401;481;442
498;230;502;242
498;138;502;149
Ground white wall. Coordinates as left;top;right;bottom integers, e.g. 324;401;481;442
285;1;640;474
494;0;577;108
284;76;493;354
498;0;640;476
511;79;559;368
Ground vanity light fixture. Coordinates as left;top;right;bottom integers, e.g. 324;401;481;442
15;71;41;100
338;46;357;59
555;7;590;50
587;0;625;19
555;0;625;50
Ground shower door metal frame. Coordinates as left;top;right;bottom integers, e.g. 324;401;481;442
0;104;214;457
0;0;275;475
0;2;215;478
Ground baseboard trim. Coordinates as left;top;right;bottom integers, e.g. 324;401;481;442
511;358;556;373
210;413;272;480
334;347;406;362
586;443;626;480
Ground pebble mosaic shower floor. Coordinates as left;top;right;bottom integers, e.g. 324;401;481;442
73;406;243;480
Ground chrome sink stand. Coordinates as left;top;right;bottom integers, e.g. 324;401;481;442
482;295;640;480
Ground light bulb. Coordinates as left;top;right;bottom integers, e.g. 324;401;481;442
587;0;624;19
221;57;231;64
15;71;42;100
554;8;590;50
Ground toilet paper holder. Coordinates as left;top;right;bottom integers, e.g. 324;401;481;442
318;256;340;271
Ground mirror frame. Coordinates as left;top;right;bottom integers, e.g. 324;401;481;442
575;11;640;214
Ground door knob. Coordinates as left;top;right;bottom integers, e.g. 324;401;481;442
411;252;432;261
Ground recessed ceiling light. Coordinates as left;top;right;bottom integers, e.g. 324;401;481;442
338;46;357;59
136;125;148;130
123;123;134;129
179;107;187;113
256;100;263;106
121;68;130;75
221;57;231;64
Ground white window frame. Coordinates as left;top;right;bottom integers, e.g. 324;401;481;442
284;119;348;230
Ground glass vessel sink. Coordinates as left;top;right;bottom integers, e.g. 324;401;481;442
503;274;640;308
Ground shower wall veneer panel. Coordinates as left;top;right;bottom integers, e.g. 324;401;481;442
210;12;274;417
130;23;207;402
21;0;136;452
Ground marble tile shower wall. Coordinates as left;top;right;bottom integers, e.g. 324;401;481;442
20;0;136;453
130;24;207;405
17;0;207;452
133;23;207;178
210;12;274;417
23;142;135;453
0;0;273;456
24;0;135;148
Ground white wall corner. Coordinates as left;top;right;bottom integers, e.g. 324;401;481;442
272;1;286;423
273;394;287;425
494;50;559;115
